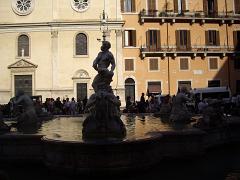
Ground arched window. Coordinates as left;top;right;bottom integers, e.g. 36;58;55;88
18;34;29;57
76;33;88;55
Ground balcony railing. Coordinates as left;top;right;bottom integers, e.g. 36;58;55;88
139;10;240;25
140;45;240;59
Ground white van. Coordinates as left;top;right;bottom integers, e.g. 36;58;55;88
191;86;231;102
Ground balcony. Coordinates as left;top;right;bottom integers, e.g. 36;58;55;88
140;45;240;59
139;10;240;25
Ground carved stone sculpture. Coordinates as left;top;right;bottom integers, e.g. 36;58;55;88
82;41;126;139
170;87;191;122
12;90;39;132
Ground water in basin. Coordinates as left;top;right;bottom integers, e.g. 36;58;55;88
34;115;193;142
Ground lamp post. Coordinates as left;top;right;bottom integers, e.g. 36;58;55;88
100;9;108;41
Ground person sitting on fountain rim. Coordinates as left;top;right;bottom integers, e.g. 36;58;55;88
92;41;115;93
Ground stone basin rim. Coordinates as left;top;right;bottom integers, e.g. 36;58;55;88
42;133;164;145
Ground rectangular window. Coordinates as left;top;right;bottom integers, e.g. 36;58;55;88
208;80;220;87
206;30;220;46
146;30;161;51
234;57;240;70
174;0;187;14
203;0;218;16
176;30;191;50
148;81;161;95
209;58;218;70
124;30;136;47
149;58;159;71
125;59;134;71
235;0;240;14
180;58;189;70
121;0;136;12
178;81;191;91
147;0;156;16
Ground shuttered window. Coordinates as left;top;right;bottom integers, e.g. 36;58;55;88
235;0;240;14
206;30;220;46
18;35;29;57
124;30;136;47
148;81;161;94
176;30;191;50
209;58;218;70
208;80;220;87
121;0;136;12
174;0;187;13
178;81;191;91
76;33;87;55
149;58;159;71
146;30;161;51
125;59;134;71
180;58;189;70
203;0;218;16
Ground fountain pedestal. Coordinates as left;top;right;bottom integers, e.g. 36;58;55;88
82;91;126;139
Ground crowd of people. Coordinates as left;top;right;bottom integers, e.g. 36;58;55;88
1;91;240;118
0;96;89;118
124;92;240;116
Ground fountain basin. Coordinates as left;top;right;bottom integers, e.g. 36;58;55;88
1;115;240;174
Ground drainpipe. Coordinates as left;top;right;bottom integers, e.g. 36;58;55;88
167;24;170;95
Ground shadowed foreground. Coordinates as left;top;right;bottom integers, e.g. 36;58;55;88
1;144;240;180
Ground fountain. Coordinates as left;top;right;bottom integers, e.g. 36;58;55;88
82;41;126;140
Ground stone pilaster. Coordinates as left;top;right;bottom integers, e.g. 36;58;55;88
115;29;125;106
51;30;59;92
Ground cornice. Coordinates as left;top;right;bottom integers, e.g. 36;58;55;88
0;20;125;28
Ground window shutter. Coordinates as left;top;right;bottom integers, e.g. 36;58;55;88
148;82;161;94
176;30;180;50
152;0;156;10
174;0;178;13
125;59;134;71
203;0;208;15
132;0;136;12
205;31;209;46
132;30;136;47
216;31;220;46
235;0;240;13
150;58;158;70
214;0;218;15
233;31;238;48
146;30;150;49
182;0;186;11
180;58;189;70
187;30;191;50
156;30;161;50
149;0;156;10
121;0;124;12
209;58;218;69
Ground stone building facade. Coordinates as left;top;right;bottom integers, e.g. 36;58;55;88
122;0;240;101
0;0;125;104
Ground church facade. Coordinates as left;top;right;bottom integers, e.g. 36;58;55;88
0;0;125;104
